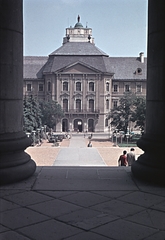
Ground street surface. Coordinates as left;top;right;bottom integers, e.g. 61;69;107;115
54;135;106;166
26;133;143;166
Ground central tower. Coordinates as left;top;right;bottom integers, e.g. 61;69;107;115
63;15;95;44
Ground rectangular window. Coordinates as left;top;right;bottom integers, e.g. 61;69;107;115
106;82;110;92
76;82;81;91
106;99;109;110
76;99;81;112
105;118;108;127
136;84;142;93
26;83;32;92
89;99;94;112
113;84;118;92
125;84;130;92
48;81;51;92
38;83;44;92
89;82;94;91
63;82;68;91
113;100;118;108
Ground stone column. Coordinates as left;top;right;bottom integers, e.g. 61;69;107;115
132;0;165;185
0;0;36;185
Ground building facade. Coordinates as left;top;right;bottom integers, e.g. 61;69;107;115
23;16;147;132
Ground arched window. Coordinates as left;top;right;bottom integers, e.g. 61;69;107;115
63;99;68;112
76;82;81;91
106;82;109;91
89;82;94;91
76;99;81;112
89;99;94;112
63;82;68;91
106;99;109;110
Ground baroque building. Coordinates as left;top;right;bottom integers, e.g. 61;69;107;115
23;16;147;132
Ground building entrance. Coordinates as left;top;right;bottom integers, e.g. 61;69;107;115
62;119;68;132
74;119;83;132
88;119;94;132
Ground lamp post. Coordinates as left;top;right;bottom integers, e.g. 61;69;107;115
108;125;110;139
26;133;30;138
41;127;44;139
119;132;123;144
32;130;36;146
37;128;41;144
126;133;129;146
115;129;118;146
44;125;47;139
112;133;113;143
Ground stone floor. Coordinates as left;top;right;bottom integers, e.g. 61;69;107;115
0;167;165;240
0;135;165;239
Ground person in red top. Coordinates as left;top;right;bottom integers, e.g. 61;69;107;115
118;150;128;166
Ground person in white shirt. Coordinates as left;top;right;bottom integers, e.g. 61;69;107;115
127;148;135;166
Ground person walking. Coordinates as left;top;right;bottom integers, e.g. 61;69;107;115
127;148;135;166
118;150;127;166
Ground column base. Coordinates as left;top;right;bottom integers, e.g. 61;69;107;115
131;134;165;186
0;132;36;185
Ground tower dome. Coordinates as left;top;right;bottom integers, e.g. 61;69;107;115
74;15;83;28
63;15;95;44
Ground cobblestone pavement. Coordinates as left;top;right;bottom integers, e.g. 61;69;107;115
26;137;143;166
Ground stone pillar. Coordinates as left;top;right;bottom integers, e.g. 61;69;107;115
132;0;165;185
0;0;36;185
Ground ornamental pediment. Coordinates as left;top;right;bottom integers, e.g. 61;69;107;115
60;92;70;98
73;92;83;98
57;62;101;74
86;93;95;100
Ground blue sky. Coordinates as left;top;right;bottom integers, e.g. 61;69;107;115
23;0;148;57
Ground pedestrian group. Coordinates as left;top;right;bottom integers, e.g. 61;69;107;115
118;148;135;166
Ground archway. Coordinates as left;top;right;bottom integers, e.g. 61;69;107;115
74;119;83;132
88;119;94;132
62;118;68;132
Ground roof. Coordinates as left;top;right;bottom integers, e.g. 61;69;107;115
50;42;109;56
23;56;48;79
43;55;109;73
104;57;147;80
74;22;83;28
23;55;147;80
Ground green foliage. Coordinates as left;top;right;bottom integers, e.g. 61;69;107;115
23;96;42;132
108;93;146;133
23;97;64;132
39;99;64;129
131;97;146;132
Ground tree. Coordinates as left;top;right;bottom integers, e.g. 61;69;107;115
131;97;146;133
108;93;146;134
40;99;64;129
23;96;42;132
108;92;136;134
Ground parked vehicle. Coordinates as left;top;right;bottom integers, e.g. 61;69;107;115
48;134;64;143
130;134;141;142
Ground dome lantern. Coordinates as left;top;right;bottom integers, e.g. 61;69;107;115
74;15;83;28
